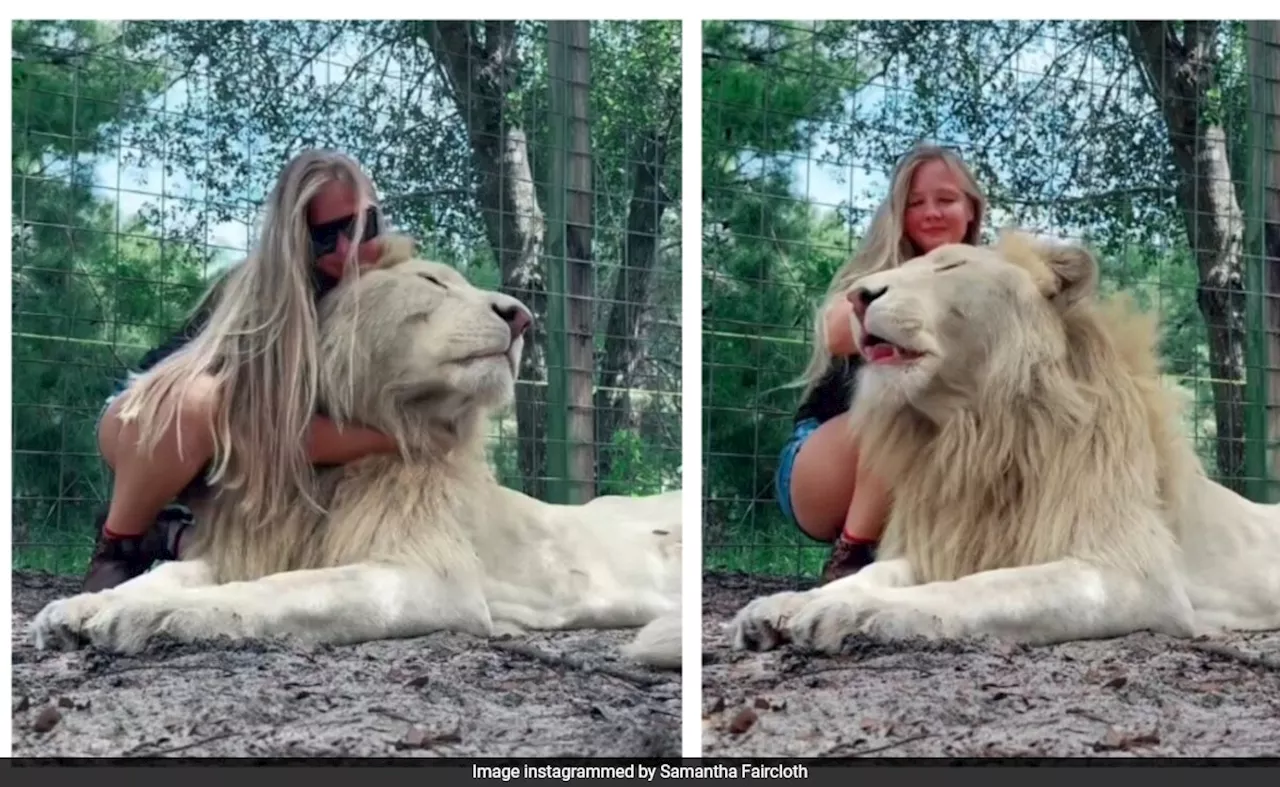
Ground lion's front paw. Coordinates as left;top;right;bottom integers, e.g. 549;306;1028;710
30;592;113;651
80;598;195;654
787;592;950;654
726;590;813;651
35;594;243;655
35;596;171;655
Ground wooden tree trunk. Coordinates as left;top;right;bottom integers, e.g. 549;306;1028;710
1128;21;1250;492
422;21;549;499
594;128;672;486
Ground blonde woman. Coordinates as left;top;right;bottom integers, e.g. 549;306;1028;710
776;144;989;584
83;149;397;592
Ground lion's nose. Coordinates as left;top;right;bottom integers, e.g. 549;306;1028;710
493;302;533;340
847;284;888;321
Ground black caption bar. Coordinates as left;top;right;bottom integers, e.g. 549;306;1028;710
4;757;1280;787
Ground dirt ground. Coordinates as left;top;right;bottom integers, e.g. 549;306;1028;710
11;571;679;758
701;572;1280;758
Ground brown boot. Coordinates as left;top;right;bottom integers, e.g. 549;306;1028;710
80;506;193;593
819;536;876;586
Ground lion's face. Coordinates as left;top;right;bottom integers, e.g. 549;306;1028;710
318;257;533;426
844;237;1096;415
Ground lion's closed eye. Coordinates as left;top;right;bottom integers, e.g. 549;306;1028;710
935;261;967;273
419;274;447;288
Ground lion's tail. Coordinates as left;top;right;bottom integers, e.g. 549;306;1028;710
620;612;682;670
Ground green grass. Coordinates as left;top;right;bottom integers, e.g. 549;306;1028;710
704;505;832;578
14;543;94;576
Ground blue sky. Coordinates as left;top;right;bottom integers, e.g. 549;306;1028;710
87;32;375;271
765;32;1068;242
86;21;1086;268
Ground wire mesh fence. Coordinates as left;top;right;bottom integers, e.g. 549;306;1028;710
11;19;683;575
702;20;1280;578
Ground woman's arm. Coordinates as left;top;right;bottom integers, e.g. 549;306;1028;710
823;297;860;358
305;414;398;465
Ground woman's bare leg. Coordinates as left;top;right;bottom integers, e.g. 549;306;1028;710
83;374;219;591
787;413;891;583
842;465;892;543
821;462;892;583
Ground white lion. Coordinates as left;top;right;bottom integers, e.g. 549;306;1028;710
730;232;1280;655
31;236;682;669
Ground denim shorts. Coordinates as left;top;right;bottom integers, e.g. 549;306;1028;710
775;417;822;526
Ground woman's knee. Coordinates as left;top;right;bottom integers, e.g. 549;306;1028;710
100;374;221;462
171;374;221;454
174;374;220;420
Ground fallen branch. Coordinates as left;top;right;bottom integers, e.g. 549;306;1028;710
823;731;934;758
98;663;236;679
1066;706;1112;726
1186;641;1280;672
489;640;665;688
369;705;416;725
779;663;922;681
127;730;239;757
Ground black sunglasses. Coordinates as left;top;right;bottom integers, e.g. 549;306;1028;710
309;206;381;259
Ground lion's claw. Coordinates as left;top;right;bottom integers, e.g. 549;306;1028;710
787;592;951;654
30;592;113;652
726;590;812;651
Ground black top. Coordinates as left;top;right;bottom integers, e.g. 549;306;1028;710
134;266;341;375
794;355;864;426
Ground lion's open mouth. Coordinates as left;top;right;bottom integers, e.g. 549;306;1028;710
861;334;925;365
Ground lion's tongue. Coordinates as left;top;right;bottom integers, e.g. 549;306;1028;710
864;343;902;364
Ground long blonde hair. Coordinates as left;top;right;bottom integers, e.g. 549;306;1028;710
118;148;383;525
798;144;988;395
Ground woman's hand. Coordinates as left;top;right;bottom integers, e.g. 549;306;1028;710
823;296;860;358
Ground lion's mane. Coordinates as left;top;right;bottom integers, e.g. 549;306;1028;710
853;233;1201;585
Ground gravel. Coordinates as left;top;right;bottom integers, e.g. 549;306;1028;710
12;571;679;758
701;571;1280;758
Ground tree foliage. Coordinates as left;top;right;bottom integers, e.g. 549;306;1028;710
13;21;211;569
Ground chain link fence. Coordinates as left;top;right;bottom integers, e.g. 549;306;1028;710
12;19;683;574
702;19;1280;578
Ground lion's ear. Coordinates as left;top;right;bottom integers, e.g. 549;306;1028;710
995;230;1098;308
376;233;418;269
1040;242;1099;308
